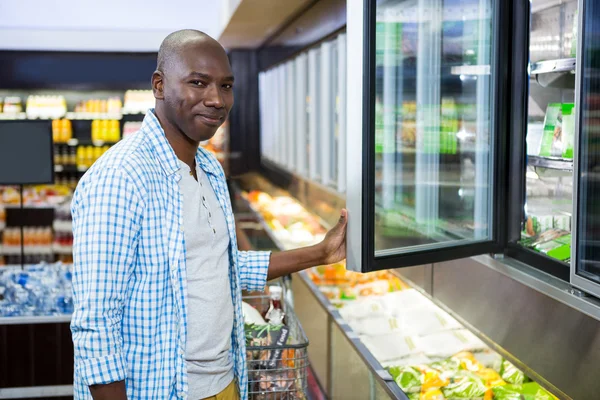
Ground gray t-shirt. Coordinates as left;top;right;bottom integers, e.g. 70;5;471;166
178;160;234;399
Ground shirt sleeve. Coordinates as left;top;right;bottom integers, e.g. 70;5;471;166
70;167;144;386
237;250;271;292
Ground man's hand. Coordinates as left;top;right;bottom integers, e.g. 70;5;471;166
317;209;348;265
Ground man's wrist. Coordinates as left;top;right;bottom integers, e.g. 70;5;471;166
313;242;328;266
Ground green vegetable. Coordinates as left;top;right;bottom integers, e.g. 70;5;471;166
244;323;283;347
492;383;555;400
441;371;487;399
407;393;420;400
430;357;461;374
500;360;529;385
388;366;422;393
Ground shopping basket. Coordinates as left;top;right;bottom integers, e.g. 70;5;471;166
243;294;309;400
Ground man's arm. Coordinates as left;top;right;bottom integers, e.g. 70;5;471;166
89;381;127;400
71;168;143;400
267;209;347;281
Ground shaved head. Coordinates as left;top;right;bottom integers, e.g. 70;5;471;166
157;29;219;73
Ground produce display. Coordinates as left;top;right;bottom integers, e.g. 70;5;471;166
242;185;557;400
388;353;556;400
244;190;326;249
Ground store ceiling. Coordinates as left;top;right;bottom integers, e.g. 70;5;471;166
0;0;223;52
218;0;313;49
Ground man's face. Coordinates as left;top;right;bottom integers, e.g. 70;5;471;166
155;40;234;142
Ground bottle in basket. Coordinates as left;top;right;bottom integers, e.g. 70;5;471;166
265;286;285;325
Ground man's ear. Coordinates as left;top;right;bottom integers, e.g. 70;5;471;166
152;70;165;100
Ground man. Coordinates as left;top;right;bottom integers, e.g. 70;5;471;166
70;29;347;400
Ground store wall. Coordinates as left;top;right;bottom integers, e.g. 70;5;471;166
0;0;225;52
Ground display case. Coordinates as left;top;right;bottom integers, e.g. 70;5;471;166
251;0;600;398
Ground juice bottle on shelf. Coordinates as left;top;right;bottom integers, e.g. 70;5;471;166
61;119;72;142
76;146;86;168
52;120;60;142
85;146;95;168
110;120;120;142
54;145;61;165
100;120;109;142
91;120;100;142
93;146;103;163
68;147;77;165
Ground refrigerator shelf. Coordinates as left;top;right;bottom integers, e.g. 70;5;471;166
528;155;573;171
530;58;576;75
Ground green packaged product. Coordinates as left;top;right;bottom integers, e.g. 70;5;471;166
500;360;529;385
430;357;461;374
539;103;575;158
388;366;422;393
441;371;487;399
525;214;554;236
552;214;571;231
533;234;571;261
492;382;556;400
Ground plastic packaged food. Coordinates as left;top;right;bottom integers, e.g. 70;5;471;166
416;330;488;358
492;382;557;400
500;360;529;385
361;333;419;361
388;366;423;393
441;371;488;399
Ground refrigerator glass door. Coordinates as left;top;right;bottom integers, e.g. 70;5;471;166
572;0;600;295
347;0;504;272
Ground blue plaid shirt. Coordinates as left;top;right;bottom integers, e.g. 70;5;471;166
71;110;271;399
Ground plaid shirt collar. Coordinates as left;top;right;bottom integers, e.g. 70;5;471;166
142;109;221;178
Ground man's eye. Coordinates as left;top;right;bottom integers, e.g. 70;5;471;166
191;80;206;87
223;84;233;90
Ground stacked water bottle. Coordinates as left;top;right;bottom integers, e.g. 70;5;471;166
0;262;73;317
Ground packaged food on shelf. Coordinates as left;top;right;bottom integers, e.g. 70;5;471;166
492;382;556;400
74;97;122;115
539;103;575;159
416;330;488;358
2;96;23;114
26;95;67;119
91;119;121;143
0;262;73;317
387;351;556;400
52;119;73;143
360;333;420;362
123;90;154;114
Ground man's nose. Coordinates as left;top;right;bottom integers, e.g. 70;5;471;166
204;84;224;108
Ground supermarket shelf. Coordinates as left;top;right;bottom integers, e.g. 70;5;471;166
54;164;88;173
56;138;119;147
0;385;73;399
0;112;27;120
0;315;71;326
65;112;122;120
530;58;576;75
528;155;573;171
52;244;73;255
2;246;53;255
52;220;73;233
